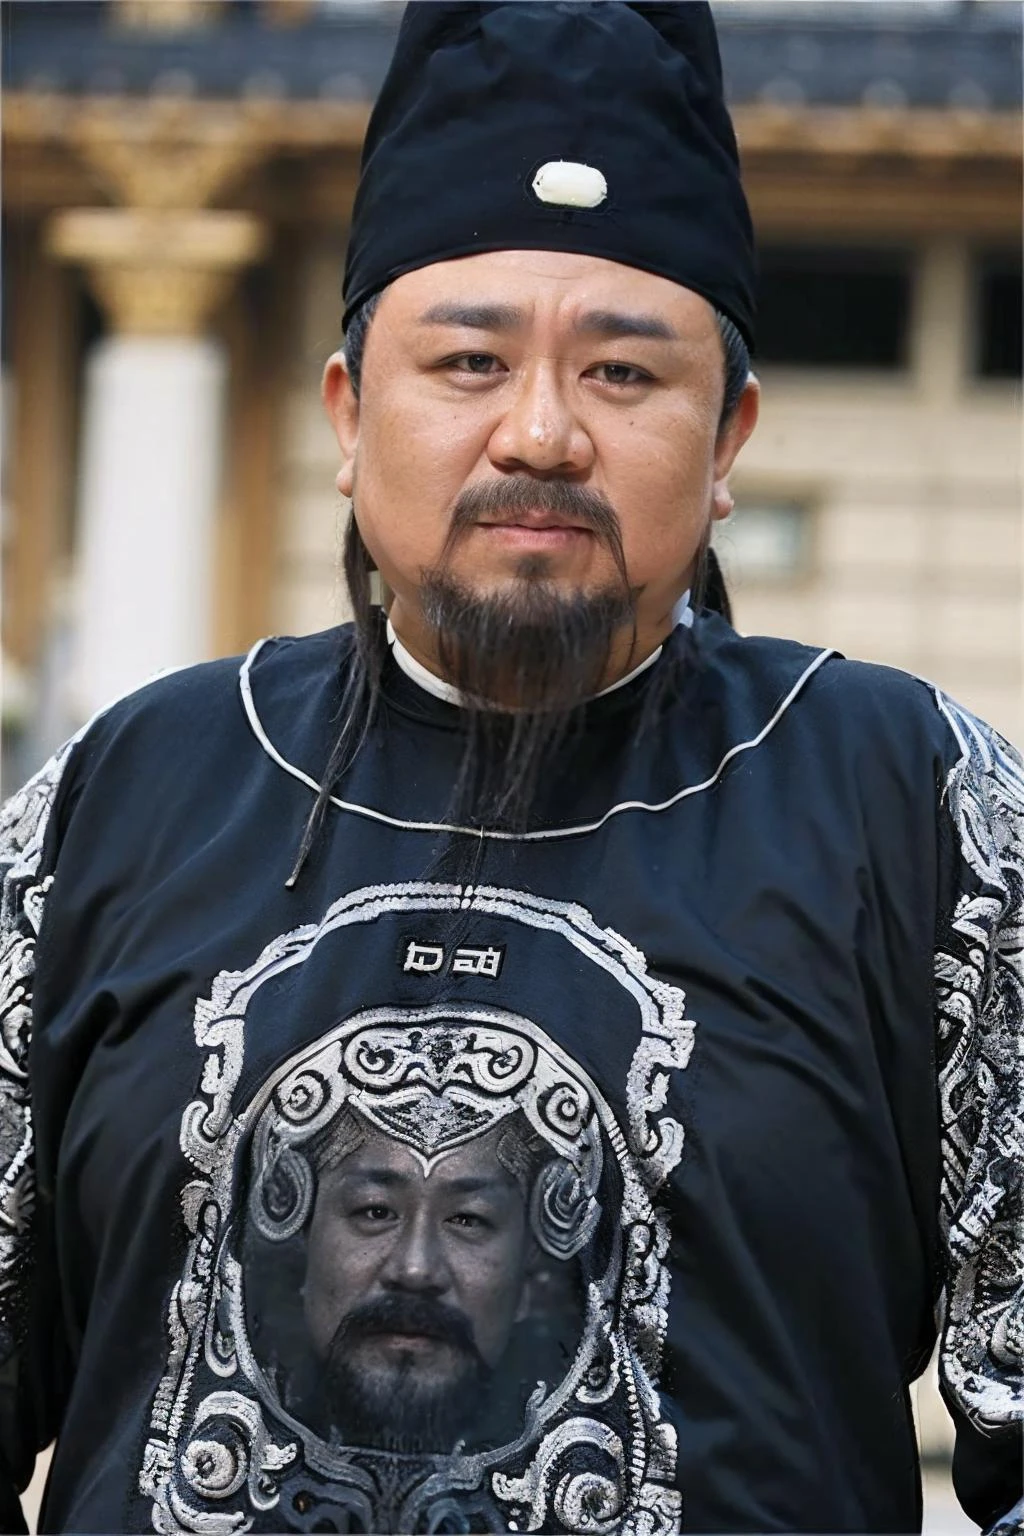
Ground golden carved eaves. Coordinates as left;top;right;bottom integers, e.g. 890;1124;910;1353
732;103;1022;163
6;93;1016;169
46;208;267;334
112;0;224;30
3;93;372;162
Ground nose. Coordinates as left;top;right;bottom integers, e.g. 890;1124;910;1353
487;360;595;476
379;1211;451;1296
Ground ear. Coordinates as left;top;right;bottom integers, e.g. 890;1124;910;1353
711;374;760;522
322;350;360;499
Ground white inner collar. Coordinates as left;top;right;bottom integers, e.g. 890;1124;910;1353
385;618;667;708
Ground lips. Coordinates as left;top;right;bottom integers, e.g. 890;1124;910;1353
477;510;591;532
359;1318;461;1347
377;1330;448;1346
373;1325;447;1341
476;515;593;547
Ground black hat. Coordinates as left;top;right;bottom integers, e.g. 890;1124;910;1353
343;1;756;347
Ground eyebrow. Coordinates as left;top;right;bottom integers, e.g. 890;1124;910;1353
418;301;524;330
575;308;679;342
337;1168;513;1197
338;1169;408;1188
441;1175;515;1196
417;301;678;343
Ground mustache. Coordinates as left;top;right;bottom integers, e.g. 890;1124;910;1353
441;475;625;571
329;1293;480;1358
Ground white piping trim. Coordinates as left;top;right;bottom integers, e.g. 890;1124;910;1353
593;643;664;698
386;622;462;706
239;638;836;842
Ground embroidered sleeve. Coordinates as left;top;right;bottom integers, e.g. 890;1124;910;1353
934;695;1024;1527
0;744;75;1532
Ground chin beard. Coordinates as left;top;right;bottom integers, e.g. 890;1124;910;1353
422;562;636;713
286;476;646;886
419;565;636;831
323;1297;492;1454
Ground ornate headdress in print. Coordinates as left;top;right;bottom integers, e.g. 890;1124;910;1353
248;1018;604;1261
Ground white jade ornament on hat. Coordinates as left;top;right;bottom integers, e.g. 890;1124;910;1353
531;160;608;209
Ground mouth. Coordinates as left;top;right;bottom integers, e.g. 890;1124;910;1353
361;1321;456;1344
475;515;593;550
367;1330;459;1358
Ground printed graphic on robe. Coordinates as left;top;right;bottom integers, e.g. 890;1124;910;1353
139;884;695;1535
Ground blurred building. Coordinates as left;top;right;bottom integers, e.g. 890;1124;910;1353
2;0;1021;794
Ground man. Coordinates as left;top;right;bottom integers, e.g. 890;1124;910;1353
303;1119;534;1453
0;4;1021;1534
245;1094;586;1456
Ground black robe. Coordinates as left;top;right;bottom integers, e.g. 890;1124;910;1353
0;616;1021;1534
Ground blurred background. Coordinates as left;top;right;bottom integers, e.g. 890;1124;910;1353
2;0;1021;1530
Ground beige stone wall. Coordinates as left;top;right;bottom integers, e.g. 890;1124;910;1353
272;235;1022;746
728;240;1022;745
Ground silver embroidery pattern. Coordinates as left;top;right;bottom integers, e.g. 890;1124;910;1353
0;745;73;1359
140;883;696;1535
934;694;1024;1429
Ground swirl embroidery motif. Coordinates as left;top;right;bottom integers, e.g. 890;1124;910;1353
934;694;1024;1430
140;882;696;1535
0;745;73;1360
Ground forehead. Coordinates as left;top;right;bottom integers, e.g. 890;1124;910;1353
332;1124;517;1189
378;249;718;337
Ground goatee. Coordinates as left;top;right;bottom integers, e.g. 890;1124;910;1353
323;1294;492;1454
420;474;637;830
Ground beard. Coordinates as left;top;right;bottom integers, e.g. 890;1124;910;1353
323;1293;493;1454
418;474;637;831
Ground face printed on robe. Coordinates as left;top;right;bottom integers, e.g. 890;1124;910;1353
302;1120;536;1452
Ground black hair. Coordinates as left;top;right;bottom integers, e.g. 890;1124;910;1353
341;288;383;399
286;290;750;884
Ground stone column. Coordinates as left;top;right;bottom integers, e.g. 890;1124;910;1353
47;207;265;719
911;238;970;409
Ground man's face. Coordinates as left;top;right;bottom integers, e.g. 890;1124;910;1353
303;1123;531;1447
324;249;758;677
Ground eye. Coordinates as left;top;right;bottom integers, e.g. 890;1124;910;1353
351;1203;395;1223
448;1210;492;1232
589;362;652;387
446;353;505;377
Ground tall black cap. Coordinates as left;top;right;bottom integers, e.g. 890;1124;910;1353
343;1;756;347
